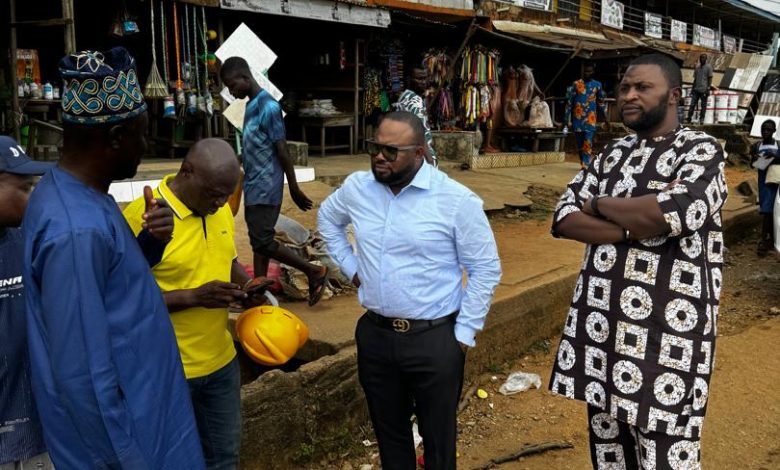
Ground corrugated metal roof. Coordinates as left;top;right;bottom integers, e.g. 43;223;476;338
492;20;641;53
492;20;712;60
723;0;780;23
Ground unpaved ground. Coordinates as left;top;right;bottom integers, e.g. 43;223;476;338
331;230;780;470
451;229;780;470
264;161;772;470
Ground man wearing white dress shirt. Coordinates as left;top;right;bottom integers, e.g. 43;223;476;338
318;111;501;470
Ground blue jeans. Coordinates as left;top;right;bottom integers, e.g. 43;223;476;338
187;357;241;470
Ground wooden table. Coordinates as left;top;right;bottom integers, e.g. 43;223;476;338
300;114;354;157
14;99;63;159
21;98;62;122
494;128;565;152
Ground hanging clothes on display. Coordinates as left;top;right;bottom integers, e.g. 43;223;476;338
420;49;455;129
363;38;406;121
363;69;382;114
433;87;454;128
459;46;500;129
423;49;450;88
383;40;405;94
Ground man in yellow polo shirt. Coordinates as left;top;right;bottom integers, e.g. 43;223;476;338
124;138;263;470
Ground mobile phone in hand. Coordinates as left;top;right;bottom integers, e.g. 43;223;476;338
245;278;274;300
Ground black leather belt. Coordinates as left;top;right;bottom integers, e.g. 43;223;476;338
365;310;457;333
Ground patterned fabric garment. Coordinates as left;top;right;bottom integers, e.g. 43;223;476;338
576;128;596;166
587;405;701;470
393;90;438;161
550;127;728;440
565;79;607;133
59;48;147;125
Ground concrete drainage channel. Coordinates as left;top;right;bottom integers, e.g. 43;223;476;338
236;203;760;470
234;274;582;469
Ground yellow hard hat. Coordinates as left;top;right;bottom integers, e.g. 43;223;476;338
236;305;309;366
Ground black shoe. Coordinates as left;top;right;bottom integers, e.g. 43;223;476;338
757;239;769;257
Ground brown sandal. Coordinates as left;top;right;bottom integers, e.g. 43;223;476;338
308;267;329;307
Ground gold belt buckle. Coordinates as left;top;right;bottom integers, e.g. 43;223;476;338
392;319;411;333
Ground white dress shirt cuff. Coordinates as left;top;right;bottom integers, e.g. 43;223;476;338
340;255;359;283
454;323;477;347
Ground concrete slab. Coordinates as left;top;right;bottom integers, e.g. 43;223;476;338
439;167;532;210
477;161;584;189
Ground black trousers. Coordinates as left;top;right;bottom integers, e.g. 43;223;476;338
355;313;466;470
687;90;708;122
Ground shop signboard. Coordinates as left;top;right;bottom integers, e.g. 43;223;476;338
693;24;717;49
16;49;41;84
215;23;276;76
220;0;392;28
520;0;552;11
601;0;624;30
723;35;737;54
644;12;663;39
670;19;687;43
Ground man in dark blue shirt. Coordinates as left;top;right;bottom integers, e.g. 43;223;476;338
0;136;53;468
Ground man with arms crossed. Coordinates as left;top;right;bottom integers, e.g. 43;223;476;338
549;54;727;470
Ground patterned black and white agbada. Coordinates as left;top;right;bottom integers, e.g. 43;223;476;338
550;127;728;441
587;404;704;470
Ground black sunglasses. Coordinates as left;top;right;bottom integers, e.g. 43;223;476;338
365;139;420;162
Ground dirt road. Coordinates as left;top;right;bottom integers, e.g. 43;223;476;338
453;232;780;470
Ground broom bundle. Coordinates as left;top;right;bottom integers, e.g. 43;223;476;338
143;0;167;99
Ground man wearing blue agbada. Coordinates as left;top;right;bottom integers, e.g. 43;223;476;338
22;47;205;469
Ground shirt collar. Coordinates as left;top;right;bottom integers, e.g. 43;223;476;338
157;174;193;220
408;161;433;191
246;90;265;111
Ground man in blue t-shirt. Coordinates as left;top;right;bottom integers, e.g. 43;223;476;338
0;136;53;469
220;57;328;306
